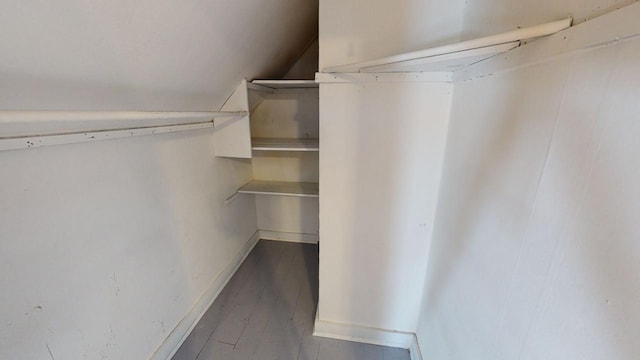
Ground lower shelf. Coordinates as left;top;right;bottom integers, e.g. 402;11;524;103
252;138;319;152
238;181;319;198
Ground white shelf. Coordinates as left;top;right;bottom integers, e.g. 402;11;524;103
238;181;319;197
0;110;247;152
251;80;319;89
323;18;572;73
251;138;319;152
365;42;520;73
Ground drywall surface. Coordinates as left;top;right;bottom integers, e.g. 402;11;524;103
319;0;465;70
250;90;320;237
417;9;640;360
0;0;318;111
318;82;452;333
0;130;257;359
461;0;637;38
317;0;460;340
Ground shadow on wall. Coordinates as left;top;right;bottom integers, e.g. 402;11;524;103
334;80;439;330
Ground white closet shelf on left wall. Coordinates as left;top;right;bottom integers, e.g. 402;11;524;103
0;110;247;152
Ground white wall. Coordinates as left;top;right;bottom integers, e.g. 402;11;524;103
417;3;640;359
317;0;464;341
0;130;257;359
0;0;318;111
318;82;452;334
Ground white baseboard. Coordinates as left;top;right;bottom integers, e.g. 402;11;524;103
409;335;424;360
313;311;414;349
150;230;261;360
259;230;318;244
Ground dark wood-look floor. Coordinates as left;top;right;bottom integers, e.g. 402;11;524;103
172;240;410;360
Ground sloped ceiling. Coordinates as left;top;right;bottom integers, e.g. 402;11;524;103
0;0;318;111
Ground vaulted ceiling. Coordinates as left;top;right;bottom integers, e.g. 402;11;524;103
0;0;318;111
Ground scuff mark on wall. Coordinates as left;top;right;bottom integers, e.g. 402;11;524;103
45;343;56;360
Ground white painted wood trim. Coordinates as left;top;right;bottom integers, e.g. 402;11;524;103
0;111;249;152
259;230;319;244
151;231;261;360
362;42;520;73
237;181;319;198
316;72;452;84
454;2;640;82
0;122;213;152
323;18;572;73
313;314;415;349
213;80;253;158
409;335;424;360
0;110;244;124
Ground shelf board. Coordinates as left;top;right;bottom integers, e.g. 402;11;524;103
238;181;319;198
323;18;572;73
0;110;248;152
364;42;520;73
251;80;319;89
251;138;319;152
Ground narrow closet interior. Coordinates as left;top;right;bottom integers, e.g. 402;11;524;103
3;1;640;360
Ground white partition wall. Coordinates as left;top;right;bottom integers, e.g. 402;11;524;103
315;0;465;347
317;81;452;345
0;129;259;360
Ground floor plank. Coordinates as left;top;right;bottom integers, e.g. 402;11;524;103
172;240;410;360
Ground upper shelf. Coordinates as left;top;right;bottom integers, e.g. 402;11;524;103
323;18;573;73
250;80;319;89
252;138;319;152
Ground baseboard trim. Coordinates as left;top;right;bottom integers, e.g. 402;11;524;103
150;230;260;360
409;334;424;360
313;312;414;349
258;230;319;244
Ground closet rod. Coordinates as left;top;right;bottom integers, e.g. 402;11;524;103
324;18;572;73
0;110;248;152
0;110;247;123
